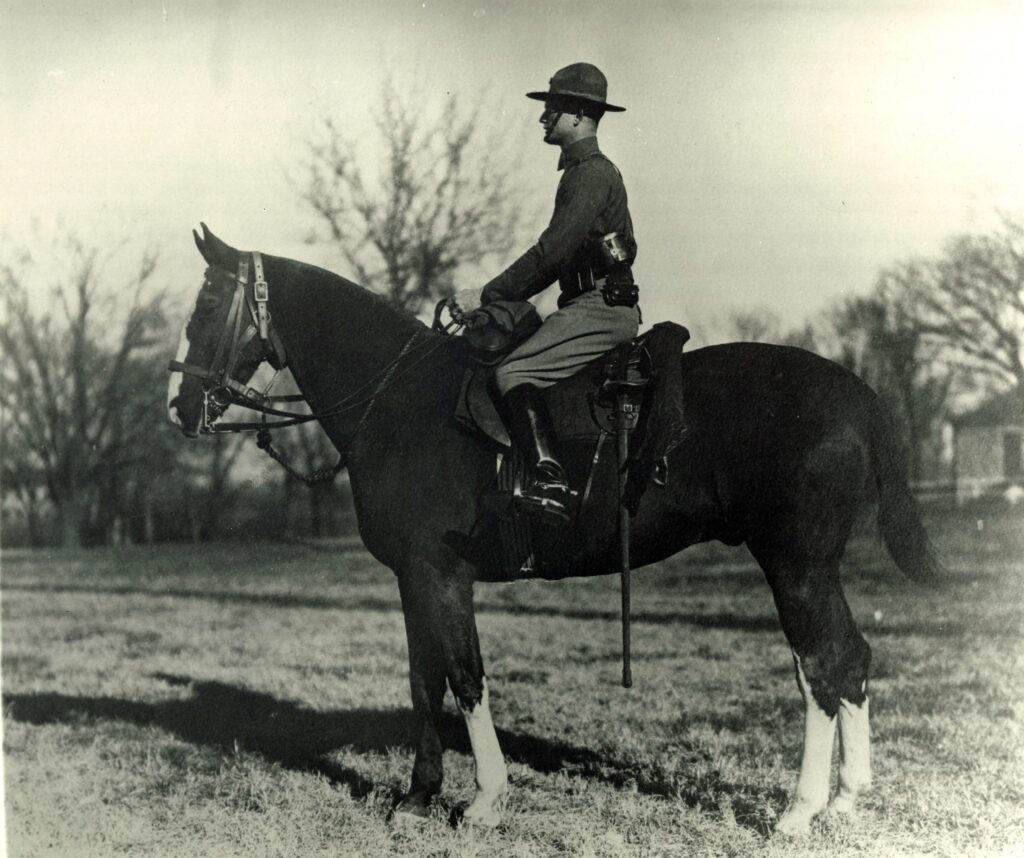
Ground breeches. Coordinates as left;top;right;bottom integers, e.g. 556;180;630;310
494;290;640;395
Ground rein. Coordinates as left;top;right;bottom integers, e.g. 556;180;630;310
170;254;458;482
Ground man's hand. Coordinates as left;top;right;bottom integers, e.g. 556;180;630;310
449;287;484;319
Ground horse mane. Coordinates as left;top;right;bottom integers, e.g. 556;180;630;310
276;255;429;337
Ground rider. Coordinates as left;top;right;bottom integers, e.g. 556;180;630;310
450;62;640;525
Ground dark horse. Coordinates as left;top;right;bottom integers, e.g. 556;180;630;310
168;225;938;834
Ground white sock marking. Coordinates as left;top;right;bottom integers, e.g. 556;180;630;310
778;655;836;834
457;678;508;801
834;692;871;811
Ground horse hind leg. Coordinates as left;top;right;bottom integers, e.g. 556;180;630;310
787;636;872;829
785;650;837;833
834;686;871;814
752;547;872;834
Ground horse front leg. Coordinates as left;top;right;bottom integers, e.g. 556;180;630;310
456;675;507;826
428;565;507;826
398;560;508;827
394;574;448;821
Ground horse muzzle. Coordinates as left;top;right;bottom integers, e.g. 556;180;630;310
167;371;218;438
167;392;202;438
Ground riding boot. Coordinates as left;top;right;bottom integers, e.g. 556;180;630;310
498;384;571;525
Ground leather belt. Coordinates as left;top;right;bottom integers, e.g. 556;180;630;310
562;266;601;301
563;266;632;302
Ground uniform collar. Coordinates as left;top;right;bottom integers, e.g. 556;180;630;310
557;135;600;171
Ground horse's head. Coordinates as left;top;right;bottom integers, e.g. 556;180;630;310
167;224;277;437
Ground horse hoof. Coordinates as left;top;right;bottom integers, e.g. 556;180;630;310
827;793;858;815
774;803;817;837
455;790;506;829
460;803;502;829
392;808;430;826
390;794;433;825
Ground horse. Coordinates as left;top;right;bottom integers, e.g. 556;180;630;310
167;224;939;835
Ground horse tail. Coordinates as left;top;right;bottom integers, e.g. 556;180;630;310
867;400;944;584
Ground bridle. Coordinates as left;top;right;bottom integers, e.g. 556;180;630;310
168;252;459;479
168;254;298;434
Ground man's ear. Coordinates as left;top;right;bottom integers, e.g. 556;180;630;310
192;223;240;270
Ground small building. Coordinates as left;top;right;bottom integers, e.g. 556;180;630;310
952;389;1024;505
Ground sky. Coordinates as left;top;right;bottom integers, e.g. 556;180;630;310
3;0;1022;338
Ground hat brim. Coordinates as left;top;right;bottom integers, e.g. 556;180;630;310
526;90;626;112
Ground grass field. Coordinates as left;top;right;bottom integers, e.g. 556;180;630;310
3;512;1024;857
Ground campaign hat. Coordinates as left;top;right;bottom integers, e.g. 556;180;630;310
526;63;625;113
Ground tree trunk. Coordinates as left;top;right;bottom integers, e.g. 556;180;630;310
309;483;324;538
183;485;202;544
282;473;298;537
323;482;340;535
55;494;87;548
26;499;43;547
17;486;44;547
143;492;155;545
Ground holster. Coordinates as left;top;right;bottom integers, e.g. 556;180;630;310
600;270;639;308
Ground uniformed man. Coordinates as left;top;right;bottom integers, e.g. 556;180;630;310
451;62;639;526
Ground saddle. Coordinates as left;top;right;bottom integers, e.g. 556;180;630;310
450;303;690;512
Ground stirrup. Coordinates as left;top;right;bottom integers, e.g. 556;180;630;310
516;477;572;525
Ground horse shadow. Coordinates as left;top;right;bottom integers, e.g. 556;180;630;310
4;673;782;834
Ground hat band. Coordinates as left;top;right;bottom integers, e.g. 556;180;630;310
548;88;606;103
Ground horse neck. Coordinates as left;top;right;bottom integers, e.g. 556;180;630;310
265;257;440;408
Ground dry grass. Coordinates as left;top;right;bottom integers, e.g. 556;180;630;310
3;514;1024;857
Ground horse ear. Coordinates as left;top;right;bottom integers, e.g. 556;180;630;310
193;222;239;269
193;227;209;260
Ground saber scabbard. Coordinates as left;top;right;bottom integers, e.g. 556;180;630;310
616;391;633;689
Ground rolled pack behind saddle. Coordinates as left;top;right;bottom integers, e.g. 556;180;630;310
448;300;689;579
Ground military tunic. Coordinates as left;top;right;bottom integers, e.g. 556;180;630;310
483;136;639;394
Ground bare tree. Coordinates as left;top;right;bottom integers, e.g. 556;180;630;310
253;373;347;539
1;443;46;546
177;434;247;543
300;77;526;314
710;305;817;350
727;307;783;343
1;232;168;546
279;421;347;538
894;214;1024;401
827;290;954;479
